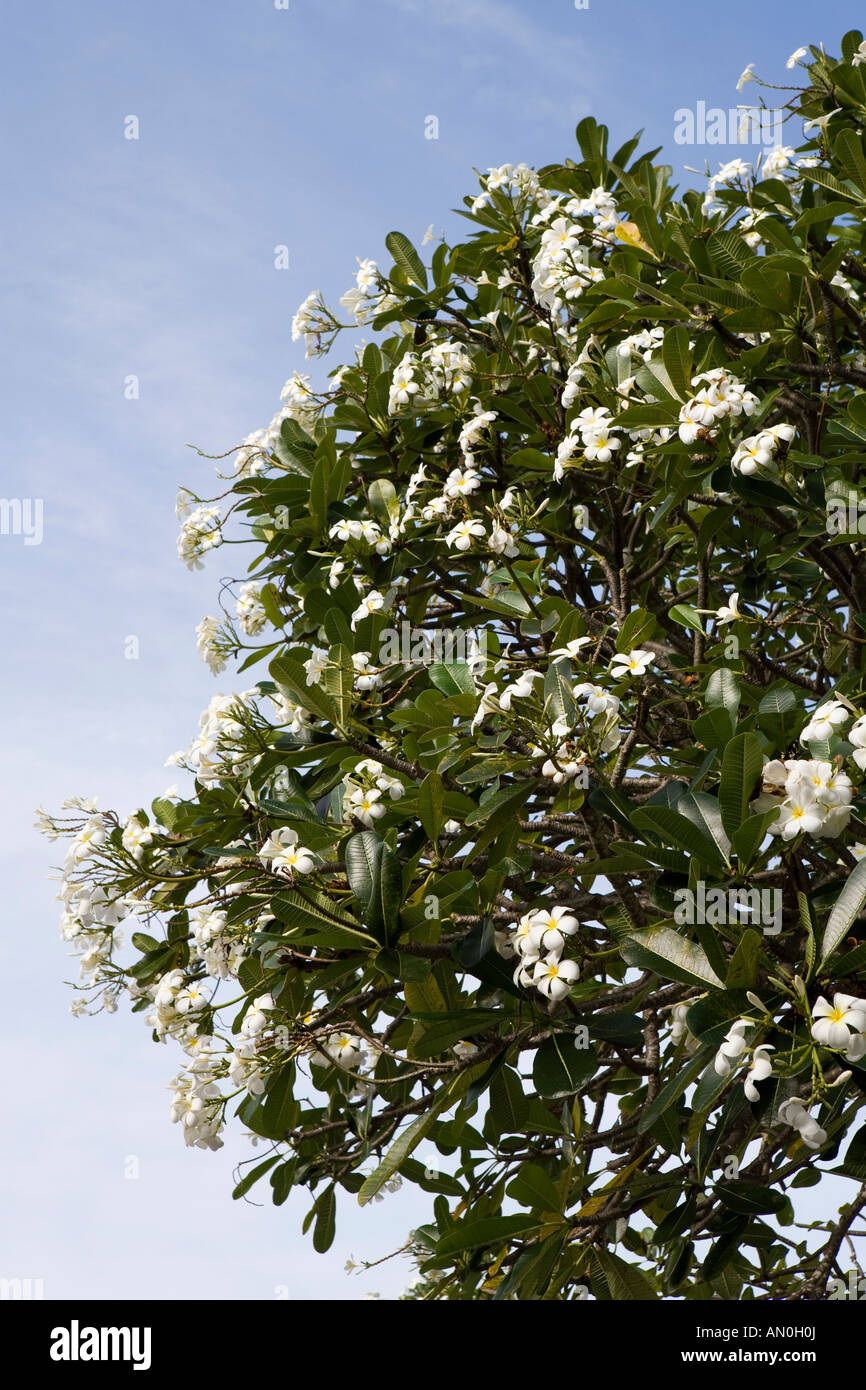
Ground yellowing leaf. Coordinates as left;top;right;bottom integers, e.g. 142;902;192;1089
405;975;448;1014
614;221;657;258
575;1152;647;1219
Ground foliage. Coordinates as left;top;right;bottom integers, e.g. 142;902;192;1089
41;33;866;1300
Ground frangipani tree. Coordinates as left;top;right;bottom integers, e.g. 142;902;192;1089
41;31;866;1301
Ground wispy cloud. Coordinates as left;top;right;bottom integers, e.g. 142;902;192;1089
385;0;592;84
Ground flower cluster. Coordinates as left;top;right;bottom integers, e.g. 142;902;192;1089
555;405;621;479
258;826;316;879
677;368;760;445
229;374;320;481
236;581;268;637
387;342;474;414
499;906;580;1001
196;615;228;674
530;210;605;314
470;162;547;213
168;690;264;788
616;327;665;362
731;422;795;475
177;505;223;570
339;258;398;325
169;1057;225;1151
121;813;153;863
189;905;246;982
714;1019;775;1101
291;290;339;357
754;757;853;841
343;758;405;827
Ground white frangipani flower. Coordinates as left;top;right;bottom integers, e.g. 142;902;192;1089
713;1019;752;1077
345;786;386;828
715;592;743;625
609;648;654;680
810;994;866;1050
498;669;542;711
778;1097;826;1151
800;700;849;745
531;955;579;1000
743;1045;774;1102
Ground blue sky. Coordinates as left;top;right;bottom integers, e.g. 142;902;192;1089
2;0;862;1301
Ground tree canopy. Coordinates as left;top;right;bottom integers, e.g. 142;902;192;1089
40;31;866;1300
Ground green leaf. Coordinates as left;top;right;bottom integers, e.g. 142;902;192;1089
270;889;376;950
621;926;725;989
714;1181;786;1216
429;661;476;696
275;418;316;475
593;1248;657;1300
632;805;729;870
835;1123;866;1181
661;325;693;399
638;1049;708;1134
464;780;534;826
701;1227;746;1283
367;477;399;527
613;402;676;429
543;659;576;726
833;128;866;193
270;1161;296;1206
685;990;753;1043
506;1162;562;1213
820;859;866;966
725;928;762;989
708;229;754;277
131;932;160;954
345;829;380;911
533;1034;597;1098
668;603;704;635
418;771;445;843
232;1154;280;1199
616;607;657;652
254;1064;299;1141
693;708;737;753
321;643;354;728
308;455;329;529
489;1066;530;1133
270;654;339;726
412;1011;501;1059
731;808;779;868
312;1185;337;1253
675;791;732;867
435;1214;536;1258
344;831;403;945
385;230;428;289
706;669;741;732
357;1070;478;1205
719;732;763;839
654;1196;698;1245
150;797;180;832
